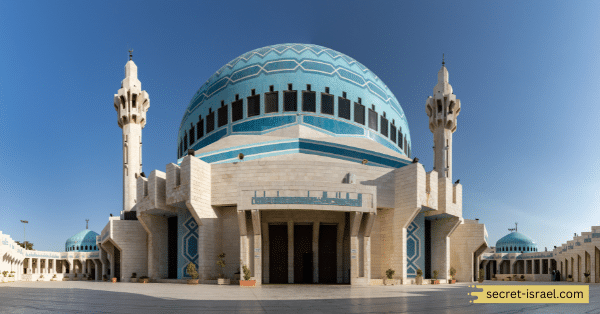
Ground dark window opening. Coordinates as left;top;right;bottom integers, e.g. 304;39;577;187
437;99;442;113
247;94;260;117
206;111;215;133
321;92;334;115
338;97;350;120
284;90;297;111
380;116;388;137
184;134;188;150
342;91;347;98
232;99;244;121
368;108;378;131
265;90;279;113
404;138;408;154
132;94;137;108
196;118;204;139
189;124;195;144
398;131;403;149
302;89;316;112
218;104;228;127
354;102;365;125
390;125;397;143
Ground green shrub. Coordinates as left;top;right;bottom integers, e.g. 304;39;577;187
385;269;395;280
186;263;199;280
433;270;439;280
242;265;252;281
416;269;423;277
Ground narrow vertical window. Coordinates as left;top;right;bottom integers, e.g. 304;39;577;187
218;102;228;127
283;84;297;111
390;124;396;143
320;87;334;115
302;84;316;112
398;129;403;149
196;117;204;139
354;100;365;125
184;134;188;150
368;107;378;131
380;115;388;137
232;95;244;121
247;89;260;117
265;85;279;113
338;92;350;120
189;124;195;144
206;109;215;133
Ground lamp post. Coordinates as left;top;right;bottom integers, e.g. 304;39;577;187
20;220;28;250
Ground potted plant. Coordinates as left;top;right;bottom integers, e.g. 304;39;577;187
186;263;199;285
73;273;78;281
384;268;396;285
520;275;526;281
39;274;45;281
512;274;517;281
478;269;485;283
431;270;440;284
240;265;256;287
139;276;149;284
491;274;497;281
567;274;573;282
51;274;57;281
415;268;423;285
8;273;15;282
130;272;137;283
449;267;457;284
584;271;591;283
2;271;8;283
216;253;230;285
112;276;118;283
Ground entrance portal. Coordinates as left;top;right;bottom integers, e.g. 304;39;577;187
294;224;313;283
269;224;288;283
319;224;337;283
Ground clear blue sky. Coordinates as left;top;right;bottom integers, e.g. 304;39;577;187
1;1;599;252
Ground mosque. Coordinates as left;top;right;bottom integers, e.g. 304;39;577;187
1;44;597;285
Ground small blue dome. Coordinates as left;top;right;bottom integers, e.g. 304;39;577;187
65;229;99;252
496;232;537;253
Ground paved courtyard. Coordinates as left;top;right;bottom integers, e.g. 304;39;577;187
1;281;599;313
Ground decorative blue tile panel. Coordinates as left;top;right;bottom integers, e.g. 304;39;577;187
584;238;592;243
177;209;198;279
190;128;227;152
232;115;296;133
302;116;364;135
252;191;362;207
406;213;425;278
592;233;600;238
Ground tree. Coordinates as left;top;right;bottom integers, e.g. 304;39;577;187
15;241;34;250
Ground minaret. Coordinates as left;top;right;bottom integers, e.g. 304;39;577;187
425;56;460;180
114;50;150;212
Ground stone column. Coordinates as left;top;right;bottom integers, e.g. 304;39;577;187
251;210;262;285
36;258;40;275
349;212;362;285
288;221;294;284
337;217;346;284
312;221;320;284
363;213;375;283
82;259;87;278
237;210;249;281
94;260;101;281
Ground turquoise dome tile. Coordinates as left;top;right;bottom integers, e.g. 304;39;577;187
65;229;99;252
496;232;538;253
178;44;412;161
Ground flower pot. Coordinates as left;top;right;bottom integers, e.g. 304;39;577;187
111;277;117;283
240;280;256;287
431;280;440;285
218;278;230;285
187;279;199;285
449;279;456;284
478;278;484;283
491;278;497;281
415;276;423;285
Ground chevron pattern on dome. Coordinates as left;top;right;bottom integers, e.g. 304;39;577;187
181;44;404;130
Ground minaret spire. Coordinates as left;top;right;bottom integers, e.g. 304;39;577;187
86;219;89;229
425;58;461;180
114;54;150;213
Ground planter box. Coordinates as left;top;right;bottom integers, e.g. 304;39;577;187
130;278;138;283
478;279;484;283
430;280;440;285
384;278;398;285
567;278;573;282
240;280;256;287
187;279;199;285
449;279;456;284
218;278;230;285
112;277;118;283
415;277;423;285
139;278;149;283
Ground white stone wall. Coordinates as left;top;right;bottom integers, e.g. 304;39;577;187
449;219;487;282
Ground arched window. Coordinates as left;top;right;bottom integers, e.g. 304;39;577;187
85;245;88;250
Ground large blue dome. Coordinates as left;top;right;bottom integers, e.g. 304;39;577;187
177;44;412;164
65;229;99;252
496;232;537;253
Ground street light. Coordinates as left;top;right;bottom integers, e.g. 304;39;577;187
20;220;28;250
